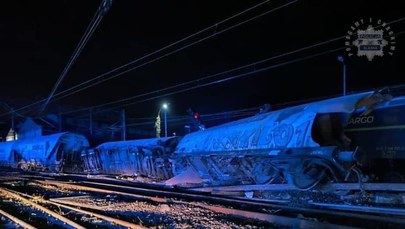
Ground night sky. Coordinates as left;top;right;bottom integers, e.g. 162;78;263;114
1;0;404;136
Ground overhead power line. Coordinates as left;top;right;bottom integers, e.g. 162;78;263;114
35;28;405;116
55;19;405;115
47;14;405;109
1;15;404;118
104;47;347;111
59;46;345;115
5;0;297;116
16;28;405;118
22;15;405;117
47;0;299;103
39;0;113;113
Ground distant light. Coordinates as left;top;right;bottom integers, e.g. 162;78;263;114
6;128;17;141
162;103;168;109
337;55;345;64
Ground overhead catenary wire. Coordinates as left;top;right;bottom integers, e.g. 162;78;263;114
58;46;345;116
59;44;344;115
39;0;113;113
52;0;276;99
2;15;404;118
55;26;405;115
68;34;347;117
3;0;297;116
104;47;347;111
15;15;405;118
46;0;299;103
33;13;405;110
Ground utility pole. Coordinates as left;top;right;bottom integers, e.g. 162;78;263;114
121;109;126;141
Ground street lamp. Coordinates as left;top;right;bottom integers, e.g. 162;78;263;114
337;55;346;96
155;103;169;138
162;103;168;138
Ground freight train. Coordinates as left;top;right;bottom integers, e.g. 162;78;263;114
1;89;404;190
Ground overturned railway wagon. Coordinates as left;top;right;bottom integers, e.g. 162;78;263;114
172;91;401;189
0;132;89;173
82;137;178;180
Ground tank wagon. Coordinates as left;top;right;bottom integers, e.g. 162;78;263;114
172;90;395;189
0;132;89;173
82;137;178;180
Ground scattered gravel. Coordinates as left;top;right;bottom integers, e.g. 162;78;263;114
61;195;275;228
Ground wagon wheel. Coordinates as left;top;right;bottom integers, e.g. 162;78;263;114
292;160;326;190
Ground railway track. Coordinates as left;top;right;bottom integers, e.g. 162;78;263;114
0;208;35;229
1;178;352;228
0;187;143;229
40;179;405;226
1;170;405;228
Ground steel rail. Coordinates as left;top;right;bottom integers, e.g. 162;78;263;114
3;187;145;229
36;179;405;227
43;182;356;229
0;209;36;229
0;188;85;229
310;201;405;217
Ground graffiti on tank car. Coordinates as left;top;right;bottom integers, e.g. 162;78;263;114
238;128;260;149
257;127;273;147
348;115;374;125
182;110;317;153
208;123;296;151
219;132;237;150
248;128;261;148
273;124;294;147
294;120;311;147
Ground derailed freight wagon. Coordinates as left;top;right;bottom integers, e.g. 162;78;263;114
345;94;405;181
172;91;393;189
82;137;178;180
0;132;89;173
